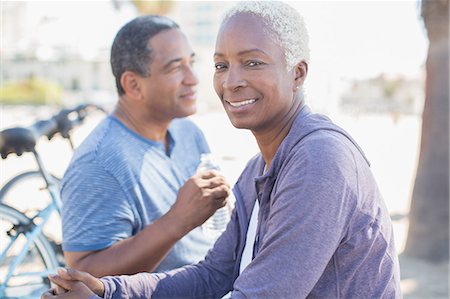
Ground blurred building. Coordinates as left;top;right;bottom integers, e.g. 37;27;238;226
340;73;425;115
0;2;135;107
1;1;426;115
0;1;231;110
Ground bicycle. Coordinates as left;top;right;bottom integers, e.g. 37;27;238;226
0;104;104;298
0;104;105;213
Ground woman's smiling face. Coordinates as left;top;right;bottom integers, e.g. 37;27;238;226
213;13;300;133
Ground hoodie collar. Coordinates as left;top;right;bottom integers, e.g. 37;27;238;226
255;105;370;183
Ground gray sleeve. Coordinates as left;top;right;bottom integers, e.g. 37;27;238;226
61;159;135;252
230;139;356;298
101;273;155;299
101;208;240;299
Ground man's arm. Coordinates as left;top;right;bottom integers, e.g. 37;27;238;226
97;207;240;298
64;171;229;277
45;207;240;299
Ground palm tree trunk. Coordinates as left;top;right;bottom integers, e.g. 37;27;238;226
404;0;449;262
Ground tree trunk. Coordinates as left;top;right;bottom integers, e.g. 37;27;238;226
404;0;449;262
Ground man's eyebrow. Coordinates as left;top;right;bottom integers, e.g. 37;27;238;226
163;52;196;69
214;48;268;58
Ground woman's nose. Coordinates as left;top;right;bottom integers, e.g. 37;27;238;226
222;67;246;91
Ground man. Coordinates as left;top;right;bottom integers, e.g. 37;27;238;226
60;15;230;277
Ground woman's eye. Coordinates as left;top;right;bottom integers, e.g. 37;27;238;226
247;61;262;67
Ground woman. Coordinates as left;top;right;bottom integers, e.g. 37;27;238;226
44;2;401;298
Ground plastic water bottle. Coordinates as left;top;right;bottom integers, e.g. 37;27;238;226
197;153;231;239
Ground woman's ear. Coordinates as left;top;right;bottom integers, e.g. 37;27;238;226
292;61;308;92
121;71;143;100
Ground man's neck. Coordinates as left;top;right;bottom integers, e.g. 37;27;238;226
113;99;171;144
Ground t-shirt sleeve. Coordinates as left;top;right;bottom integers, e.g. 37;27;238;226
61;159;135;252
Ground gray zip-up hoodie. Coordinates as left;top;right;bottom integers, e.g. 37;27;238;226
99;105;401;299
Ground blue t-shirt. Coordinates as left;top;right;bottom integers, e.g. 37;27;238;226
61;115;216;272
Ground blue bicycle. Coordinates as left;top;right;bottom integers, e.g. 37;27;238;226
0;104;104;298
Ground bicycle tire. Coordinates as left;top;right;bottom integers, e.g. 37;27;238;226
0;204;59;298
0;170;60;212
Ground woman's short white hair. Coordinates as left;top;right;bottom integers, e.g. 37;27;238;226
222;1;310;70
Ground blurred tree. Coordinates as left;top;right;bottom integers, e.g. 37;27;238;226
0;75;63;105
131;0;173;15
404;0;449;262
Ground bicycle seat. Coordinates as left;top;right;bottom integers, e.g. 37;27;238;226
0;127;37;159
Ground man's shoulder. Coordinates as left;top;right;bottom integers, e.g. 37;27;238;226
75;116;139;158
66;117;137;175
74;116;112;150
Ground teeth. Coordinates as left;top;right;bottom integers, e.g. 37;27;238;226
228;99;256;107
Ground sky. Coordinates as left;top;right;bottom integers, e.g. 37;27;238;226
3;0;428;79
291;0;428;79
2;1;137;60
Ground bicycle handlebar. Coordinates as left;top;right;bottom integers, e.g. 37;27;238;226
52;104;104;139
0;104;105;159
30;118;60;140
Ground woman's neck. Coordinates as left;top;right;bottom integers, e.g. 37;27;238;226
254;100;303;168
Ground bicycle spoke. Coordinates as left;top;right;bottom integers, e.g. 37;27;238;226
0;205;58;298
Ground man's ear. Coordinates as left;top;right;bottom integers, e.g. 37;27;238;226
121;71;143;100
292;61;308;92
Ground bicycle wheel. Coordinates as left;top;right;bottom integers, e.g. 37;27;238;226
0;204;58;298
0;171;63;247
0;171;60;213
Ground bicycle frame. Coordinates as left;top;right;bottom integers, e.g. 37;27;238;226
0;104;105;297
33;149;63;214
0;150;62;296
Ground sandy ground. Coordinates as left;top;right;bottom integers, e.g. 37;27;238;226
1;106;448;298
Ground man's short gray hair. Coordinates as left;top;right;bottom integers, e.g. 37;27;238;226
111;15;179;95
223;1;310;70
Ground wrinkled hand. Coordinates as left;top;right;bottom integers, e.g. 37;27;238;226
172;170;230;232
41;268;104;299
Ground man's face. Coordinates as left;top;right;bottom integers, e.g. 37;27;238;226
213;14;297;133
139;28;198;121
